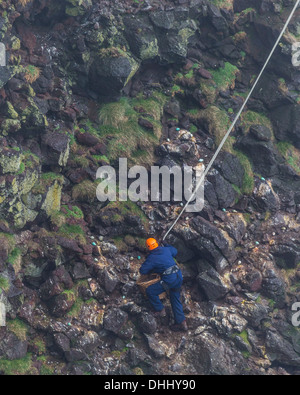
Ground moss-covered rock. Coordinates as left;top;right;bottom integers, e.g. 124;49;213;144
41;180;63;217
65;0;92;17
123;15;159;61
89;48;140;97
41;131;70;167
0;149;22;174
20;98;48;131
0;147;42;228
0;119;22;135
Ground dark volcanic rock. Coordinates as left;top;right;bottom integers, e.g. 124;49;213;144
271;104;300;149
235;131;281;177
196;261;232;301
0;329;28;360
89;51;139;97
103;308;129;335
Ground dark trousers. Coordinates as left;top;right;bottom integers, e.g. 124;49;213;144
146;277;185;324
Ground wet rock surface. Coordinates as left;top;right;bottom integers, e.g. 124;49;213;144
0;0;299;376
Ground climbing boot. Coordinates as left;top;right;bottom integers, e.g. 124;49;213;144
170;320;188;332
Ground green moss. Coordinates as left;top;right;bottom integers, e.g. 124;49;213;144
58;224;86;242
7;102;19;119
241;111;273;135
209;62;239;91
30;337;46;355
234;150;255;195
7;247;22;266
61;205;84;220
239;330;250;344
268;299;276;309
32;172;64;195
73;156;90;169
50;210;66;228
277;141;300;175
199;79;218;103
41;180;63;217
0;353;34;375
16;162;25;175
23;151;40;170
190;125;198;134
0;275;9;292
37;356;56;375
171;84;184;94
7;319;28;341
92;155;110;164
175;67;196;82
1;119;21;135
0;232;16;250
72;180;97;203
290;282;300;292
67;298;83;318
109;200;148;222
242;351;251;359
62;289;76;302
95;93;167;166
192;106;232;148
211;0;234;9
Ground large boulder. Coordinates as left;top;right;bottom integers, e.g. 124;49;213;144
235;128;281;177
254;181;281;212
149;10;198;62
186;332;247;375
271;104;300;149
206;169;239;209
214;152;245;190
123;15;159;61
196;260;232;301
89;49;139;97
261;268;286;308
0;329;28;360
192;216;238;265
266;329;300;367
103;308;129;336
41;131;70;167
270;238;300;269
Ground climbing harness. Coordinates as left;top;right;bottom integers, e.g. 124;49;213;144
162;265;180;277
162;0;300;242
160;265;181;293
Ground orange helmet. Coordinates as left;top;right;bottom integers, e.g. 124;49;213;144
146;238;159;251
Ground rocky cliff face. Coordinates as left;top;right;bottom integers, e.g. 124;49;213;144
0;0;299;375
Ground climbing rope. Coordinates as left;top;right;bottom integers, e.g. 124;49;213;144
162;0;300;241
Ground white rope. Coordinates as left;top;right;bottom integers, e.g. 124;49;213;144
162;0;300;241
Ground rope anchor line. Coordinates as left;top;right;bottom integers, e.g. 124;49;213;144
162;0;300;241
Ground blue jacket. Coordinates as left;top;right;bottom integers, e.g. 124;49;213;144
140;244;182;287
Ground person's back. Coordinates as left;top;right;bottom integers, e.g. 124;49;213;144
140;244;180;287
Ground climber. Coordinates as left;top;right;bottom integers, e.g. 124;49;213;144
139;238;187;332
